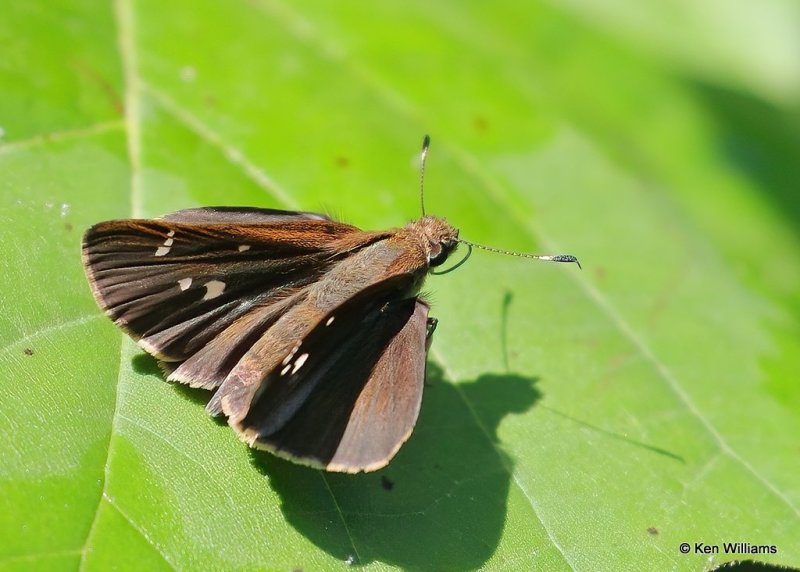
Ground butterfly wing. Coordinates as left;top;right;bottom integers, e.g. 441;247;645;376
161;206;332;224
81;207;389;388
242;296;431;472
323;299;430;472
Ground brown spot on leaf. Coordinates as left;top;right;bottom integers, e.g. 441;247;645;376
594;266;606;282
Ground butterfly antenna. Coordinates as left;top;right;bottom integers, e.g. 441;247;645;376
419;135;431;217
458;239;582;269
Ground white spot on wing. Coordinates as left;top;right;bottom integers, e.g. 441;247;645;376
280;364;292;376
281;343;300;365
325;316;335;326
178;278;192;291
156;232;176;256
292;353;309;374
238;244;251;252
202;280;226;300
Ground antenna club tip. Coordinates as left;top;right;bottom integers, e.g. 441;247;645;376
422;134;431;150
550;254;582;269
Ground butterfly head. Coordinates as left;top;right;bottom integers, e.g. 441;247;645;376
410;215;460;268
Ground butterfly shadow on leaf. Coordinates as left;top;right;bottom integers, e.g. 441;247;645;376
251;361;541;569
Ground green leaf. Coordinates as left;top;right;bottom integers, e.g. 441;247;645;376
2;0;799;570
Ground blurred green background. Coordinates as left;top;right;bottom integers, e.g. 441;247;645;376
1;1;799;570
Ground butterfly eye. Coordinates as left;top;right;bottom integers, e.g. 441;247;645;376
429;242;450;267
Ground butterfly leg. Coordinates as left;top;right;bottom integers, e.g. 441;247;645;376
425;317;438;351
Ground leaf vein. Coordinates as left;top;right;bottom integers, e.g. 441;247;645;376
104;494;178;570
431;347;577;571
320;474;362;564
140;81;300;210
117;412;240;509
78;337;125;571
562;268;800;517
0;314;101;359
0;549;82;567
80;1;156;569
0;121;124;156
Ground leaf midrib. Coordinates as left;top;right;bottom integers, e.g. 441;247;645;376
79;0;177;569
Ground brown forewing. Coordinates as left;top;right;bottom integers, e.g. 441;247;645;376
82;207;389;379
